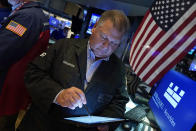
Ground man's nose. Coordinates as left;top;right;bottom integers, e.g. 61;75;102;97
102;39;110;49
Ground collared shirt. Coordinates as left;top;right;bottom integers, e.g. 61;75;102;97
12;2;22;11
84;43;109;90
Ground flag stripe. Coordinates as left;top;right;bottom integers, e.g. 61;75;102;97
129;11;151;65
149;38;196;86
138;9;196;79
130;15;153;67
7;25;15;32
131;20;157;70
133;27;163;72
135;4;196;76
144;24;196;82
17;25;25;36
129;11;150;64
137;14;195;78
132;24;159;70
147;34;196;85
17;26;23;34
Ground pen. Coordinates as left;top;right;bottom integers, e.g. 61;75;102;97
83;104;91;116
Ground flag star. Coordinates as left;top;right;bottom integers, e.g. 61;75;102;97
155;7;157;10
176;8;179;12
166;5;169;8
176;13;179;16
157;17;159;20
165;25;168;28
165;15;169;18
159;1;161;4
166;10;169;13
161;11;164;14
176;3;179;6
181;2;185;6
161;16;164;19
165;20;168;23
181;7;185;11
171;0;175;2
157;12;160;15
187;1;190;5
170;14;174;17
154;12;156;15
171;9;174;12
171;4;174;7
162;6;164;9
156;1;158;4
158;6;160;9
170;19;173;22
162;1;165;4
166;0;169;3
160;21;163;24
152;7;154;10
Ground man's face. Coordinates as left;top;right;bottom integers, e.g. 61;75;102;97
89;19;123;59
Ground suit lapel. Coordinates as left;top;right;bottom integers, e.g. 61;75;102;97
75;39;88;86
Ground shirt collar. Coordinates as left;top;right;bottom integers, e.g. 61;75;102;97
87;42;109;62
12;2;22;11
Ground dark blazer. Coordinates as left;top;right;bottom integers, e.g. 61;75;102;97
18;38;129;131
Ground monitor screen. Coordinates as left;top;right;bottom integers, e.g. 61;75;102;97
149;70;196;131
86;13;101;34
49;16;59;28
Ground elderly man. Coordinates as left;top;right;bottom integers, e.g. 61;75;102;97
19;10;130;131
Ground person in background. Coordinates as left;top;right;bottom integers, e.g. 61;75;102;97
0;0;11;22
50;26;69;40
18;10;130;131
0;0;50;130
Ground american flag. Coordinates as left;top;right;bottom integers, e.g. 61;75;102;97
129;0;196;86
6;20;27;37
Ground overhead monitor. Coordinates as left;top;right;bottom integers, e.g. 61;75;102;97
49;16;59;28
86;13;101;34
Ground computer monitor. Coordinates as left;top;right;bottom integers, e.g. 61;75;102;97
149;70;196;131
49;16;59;28
86;13;101;34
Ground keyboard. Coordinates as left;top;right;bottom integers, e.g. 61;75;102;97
125;105;147;122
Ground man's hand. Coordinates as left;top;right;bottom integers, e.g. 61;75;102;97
56;87;86;110
97;125;109;131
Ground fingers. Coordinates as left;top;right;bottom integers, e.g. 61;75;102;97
56;87;87;110
73;87;87;105
70;94;82;109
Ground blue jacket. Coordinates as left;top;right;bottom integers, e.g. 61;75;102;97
0;1;50;116
0;8;11;22
0;1;49;92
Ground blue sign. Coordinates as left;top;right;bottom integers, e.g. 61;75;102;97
149;70;196;131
